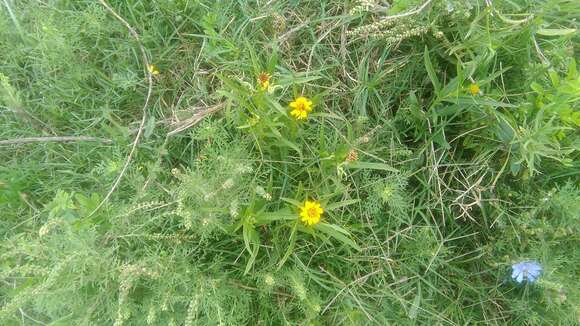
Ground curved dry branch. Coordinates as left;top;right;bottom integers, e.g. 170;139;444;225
90;0;154;216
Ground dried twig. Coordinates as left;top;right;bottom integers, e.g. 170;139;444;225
0;136;112;146
167;103;225;136
90;0;154;216
532;34;550;66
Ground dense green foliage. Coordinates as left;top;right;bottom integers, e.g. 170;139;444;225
1;0;579;325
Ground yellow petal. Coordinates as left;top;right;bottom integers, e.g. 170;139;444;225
469;83;480;95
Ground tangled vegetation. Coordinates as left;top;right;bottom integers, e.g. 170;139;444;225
1;0;578;325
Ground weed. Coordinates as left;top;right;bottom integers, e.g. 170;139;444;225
1;0;578;325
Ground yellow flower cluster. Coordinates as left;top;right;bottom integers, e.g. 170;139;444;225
255;72;315;120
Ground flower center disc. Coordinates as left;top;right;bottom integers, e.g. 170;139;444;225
307;207;317;218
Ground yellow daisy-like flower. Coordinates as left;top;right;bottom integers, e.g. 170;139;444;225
257;72;271;91
299;200;324;226
147;64;160;75
289;96;313;120
469;83;480;96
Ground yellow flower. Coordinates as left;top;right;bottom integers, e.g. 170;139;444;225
289;96;313;120
469;83;480;95
257;72;271;91
147;64;160;75
299;200;323;226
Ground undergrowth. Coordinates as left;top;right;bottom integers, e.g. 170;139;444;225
1;0;578;325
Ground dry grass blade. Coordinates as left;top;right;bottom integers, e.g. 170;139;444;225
0;136;112;146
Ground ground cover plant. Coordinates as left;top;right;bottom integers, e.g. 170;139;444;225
1;0;579;325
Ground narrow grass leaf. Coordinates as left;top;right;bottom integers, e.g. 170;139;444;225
325;199;360;211
345;161;398;172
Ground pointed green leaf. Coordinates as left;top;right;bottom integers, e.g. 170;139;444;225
345;161;398;172
408;286;421;319
242;223;258;254
245;244;259;275
281;197;302;207
314;223;360;250
537;28;576;36
255;208;297;225
325;199;359;211
424;47;441;94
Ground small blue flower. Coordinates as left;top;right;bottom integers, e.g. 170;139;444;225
511;261;542;284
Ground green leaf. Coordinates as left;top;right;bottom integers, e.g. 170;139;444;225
436;104;460;117
530;82;544;95
311;112;345;120
268;126;303;157
439;76;461;99
317;222;350;235
408;286;421;319
344;161;398;172
548;70;560;88
495;115;515;143
325;199;359;211
246;39;260;75
572;112;580;127
537;28;576;36
433;131;451;150
255;208;297;225
444;97;518;108
245;244;259;275
277;74;322;87
281;197;302;207
510;161;521;176
75;193;101;217
277;222;298;269
566;60;577;80
278;137;302;157
144;116;156;139
242;222;258;254
242;223;260;275
314;223;360;250
267;97;288;116
424;47;441;94
267;46;279;72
